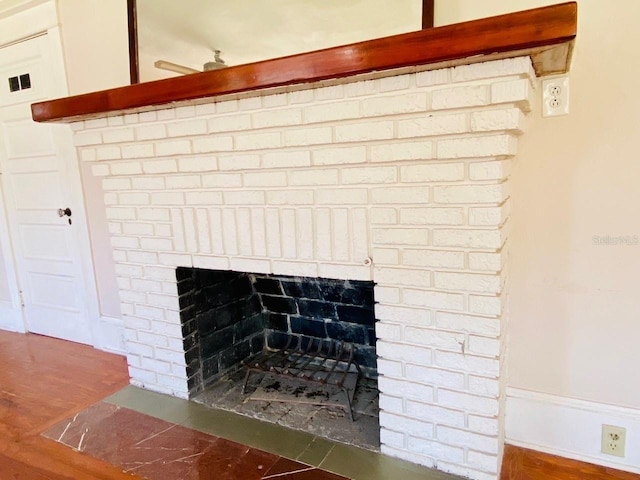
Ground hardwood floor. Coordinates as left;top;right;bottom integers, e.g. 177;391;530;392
501;445;640;480
0;330;134;479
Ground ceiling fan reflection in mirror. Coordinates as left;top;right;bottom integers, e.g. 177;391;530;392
154;49;228;75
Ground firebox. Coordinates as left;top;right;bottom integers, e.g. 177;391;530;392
176;267;377;397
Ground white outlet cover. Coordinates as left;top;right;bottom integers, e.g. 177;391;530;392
542;76;570;117
601;424;626;457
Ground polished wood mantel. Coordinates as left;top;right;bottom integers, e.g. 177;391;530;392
32;2;576;123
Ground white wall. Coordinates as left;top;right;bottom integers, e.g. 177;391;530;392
435;0;561;25
0;204;12;302
56;0;130;95
137;0;422;81
56;0;129;321
0;177;21;331
79;162;122;320
0;258;10;302
437;0;640;471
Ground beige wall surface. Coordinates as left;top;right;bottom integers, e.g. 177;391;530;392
438;1;640;409
56;0;130;95
137;0;422;82
79;162;122;320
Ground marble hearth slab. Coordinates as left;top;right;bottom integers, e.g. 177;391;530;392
43;401;347;480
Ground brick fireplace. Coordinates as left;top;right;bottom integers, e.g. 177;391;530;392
70;56;534;479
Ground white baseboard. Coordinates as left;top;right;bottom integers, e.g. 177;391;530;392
506;387;640;474
94;315;126;354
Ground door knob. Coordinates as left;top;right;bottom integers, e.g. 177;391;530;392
57;208;72;217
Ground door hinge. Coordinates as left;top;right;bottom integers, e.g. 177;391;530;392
18;290;24;307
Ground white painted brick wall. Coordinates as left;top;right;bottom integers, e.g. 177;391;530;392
432;85;488;110
74;57;535;480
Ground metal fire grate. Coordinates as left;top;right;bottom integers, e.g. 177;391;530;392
241;335;362;421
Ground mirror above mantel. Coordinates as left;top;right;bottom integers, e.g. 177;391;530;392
128;0;434;84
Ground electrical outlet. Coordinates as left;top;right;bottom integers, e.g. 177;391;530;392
601;424;626;457
542;76;570;117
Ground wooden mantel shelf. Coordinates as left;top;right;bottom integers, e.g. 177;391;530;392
32;2;576;123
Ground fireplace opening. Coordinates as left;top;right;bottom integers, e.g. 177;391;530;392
176;267;380;449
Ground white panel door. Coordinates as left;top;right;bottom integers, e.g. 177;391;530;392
0;34;94;344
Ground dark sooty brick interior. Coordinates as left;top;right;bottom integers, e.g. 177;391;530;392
177;267;377;396
177;268;264;395
254;274;377;377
